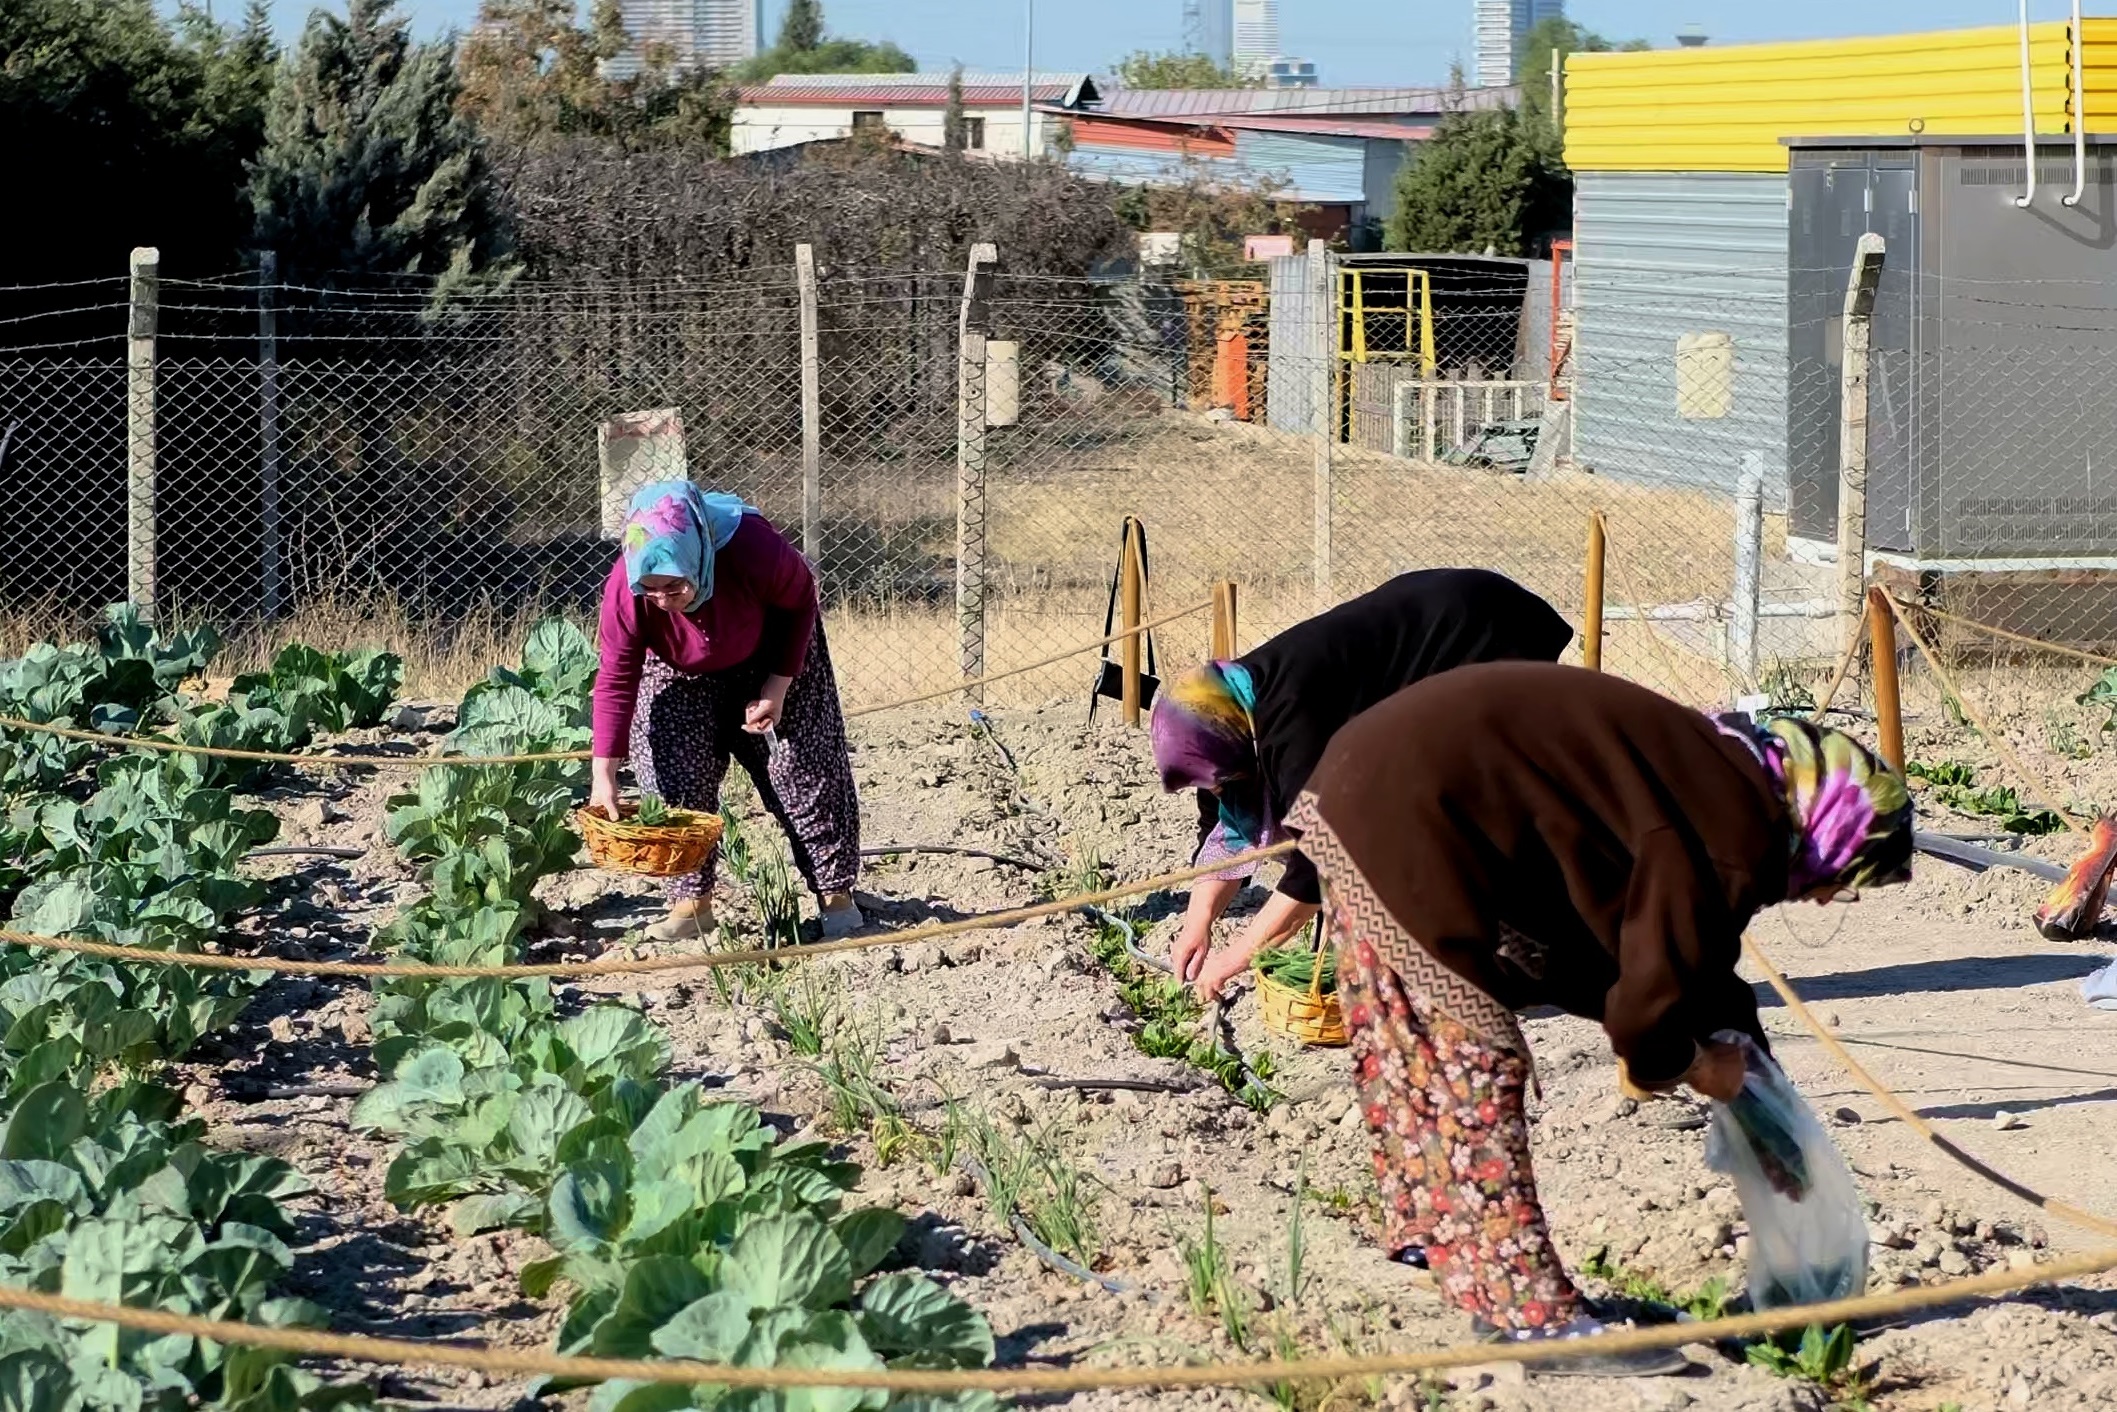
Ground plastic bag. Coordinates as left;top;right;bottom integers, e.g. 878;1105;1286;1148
1703;1032;1869;1311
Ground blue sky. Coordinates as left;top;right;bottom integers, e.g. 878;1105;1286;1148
234;1;2057;87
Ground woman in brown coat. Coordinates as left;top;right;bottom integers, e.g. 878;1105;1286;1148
1288;662;1911;1377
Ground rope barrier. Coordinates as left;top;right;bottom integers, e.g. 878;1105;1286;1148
1902;600;2117;671
843;599;1211;718
1880;589;2091;840
1745;932;2117;1242
0;600;1213;771
2;1250;2111;1393
1809;597;1868;723
0;843;1300;981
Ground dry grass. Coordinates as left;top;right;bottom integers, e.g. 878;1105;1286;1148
0;411;1819;714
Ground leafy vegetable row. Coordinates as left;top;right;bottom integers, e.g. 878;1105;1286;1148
351;621;1001;1410
0;606;401;1412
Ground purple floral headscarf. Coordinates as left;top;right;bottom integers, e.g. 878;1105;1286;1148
1717;714;1913;896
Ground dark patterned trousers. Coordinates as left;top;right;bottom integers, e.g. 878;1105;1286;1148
630;623;861;902
1338;919;1586;1334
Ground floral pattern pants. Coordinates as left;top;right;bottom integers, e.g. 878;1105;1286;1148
630;623;860;902
1337;914;1585;1333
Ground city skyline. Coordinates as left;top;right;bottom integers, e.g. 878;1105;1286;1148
221;1;2065;91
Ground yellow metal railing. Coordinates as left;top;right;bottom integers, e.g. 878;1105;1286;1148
1338;267;1436;377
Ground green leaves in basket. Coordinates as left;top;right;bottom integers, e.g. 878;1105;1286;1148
1255;944;1337;994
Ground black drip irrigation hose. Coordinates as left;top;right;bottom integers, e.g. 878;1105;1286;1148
967;711;1276;1106
248;845;367;860
957;1154;1147;1298
858;844;1044;871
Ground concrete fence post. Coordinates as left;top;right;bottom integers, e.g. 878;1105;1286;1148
1730;449;1765;683
796;243;822;568
127;247;160;616
258;251;284;618
956;242;998;699
1309;238;1334;608
1836;233;1885;665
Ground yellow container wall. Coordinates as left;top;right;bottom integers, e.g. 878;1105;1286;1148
2081;17;2117;129
1565;22;2075;173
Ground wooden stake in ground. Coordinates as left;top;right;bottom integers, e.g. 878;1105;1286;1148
1866;584;1905;774
1583;510;1606;672
1120;517;1145;726
1211;579;1238;659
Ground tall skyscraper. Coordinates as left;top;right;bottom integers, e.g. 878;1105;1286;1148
1184;0;1234;69
1473;0;1564;88
607;0;762;78
1231;0;1280;79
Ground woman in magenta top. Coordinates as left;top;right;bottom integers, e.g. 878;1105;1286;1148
590;481;863;942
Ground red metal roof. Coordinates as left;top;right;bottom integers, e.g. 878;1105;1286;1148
1055;109;1432;145
1065;114;1237;157
1095;86;1514;118
738;82;1080;106
1209;114;1434;141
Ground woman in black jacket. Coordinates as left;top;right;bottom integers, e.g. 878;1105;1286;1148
1150;568;1573;1000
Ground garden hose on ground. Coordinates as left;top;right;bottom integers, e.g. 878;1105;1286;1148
958;1154;1142;1297
966;710;1276;1106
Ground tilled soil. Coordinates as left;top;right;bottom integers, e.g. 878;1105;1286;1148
180;698;2117;1412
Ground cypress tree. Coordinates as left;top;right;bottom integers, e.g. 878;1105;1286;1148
249;0;513;292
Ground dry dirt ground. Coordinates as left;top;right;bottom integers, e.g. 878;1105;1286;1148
183;695;2117;1412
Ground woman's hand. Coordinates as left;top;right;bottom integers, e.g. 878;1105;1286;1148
589;757;623;820
1193;892;1320;1002
1681;1039;1751;1103
1172;878;1240;982
1193;947;1249;1003
744;675;793;734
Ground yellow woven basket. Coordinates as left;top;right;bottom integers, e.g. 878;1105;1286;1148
1253;933;1347;1048
576;803;724;878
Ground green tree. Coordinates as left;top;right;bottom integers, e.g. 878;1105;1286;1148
777;0;824;53
1384;97;1569;257
1112;49;1257;89
0;0;276;286
1520;17;1650;130
735;0;913;81
250;0;514;292
455;0;732;151
943;65;968;150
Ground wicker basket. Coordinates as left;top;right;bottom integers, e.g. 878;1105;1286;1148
576;803;724;877
1253;930;1347;1048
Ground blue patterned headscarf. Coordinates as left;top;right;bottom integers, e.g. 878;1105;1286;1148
620;481;752;605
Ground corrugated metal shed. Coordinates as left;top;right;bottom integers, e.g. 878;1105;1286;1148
1099;86;1511;118
1572;171;1790;501
1565;23;2074;172
1266;253;1323;435
1233;130;1367;202
1064;147;1252;190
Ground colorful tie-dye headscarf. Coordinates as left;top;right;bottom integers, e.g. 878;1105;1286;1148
620;481;753;604
1717;714;1913;897
1152;661;1270;849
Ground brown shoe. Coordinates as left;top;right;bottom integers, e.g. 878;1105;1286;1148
646;898;716;944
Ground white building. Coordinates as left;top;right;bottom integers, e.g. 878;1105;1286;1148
1474;0;1564;88
1232;0;1280;79
731;73;1102;157
605;0;762;79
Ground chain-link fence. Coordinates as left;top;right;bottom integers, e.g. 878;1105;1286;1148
9;246;2117;735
